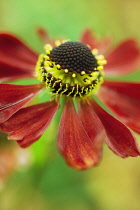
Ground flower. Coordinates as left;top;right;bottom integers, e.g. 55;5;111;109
0;28;140;170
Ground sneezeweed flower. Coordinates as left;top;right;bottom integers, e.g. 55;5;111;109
0;28;140;170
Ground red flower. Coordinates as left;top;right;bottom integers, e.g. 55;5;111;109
0;28;140;170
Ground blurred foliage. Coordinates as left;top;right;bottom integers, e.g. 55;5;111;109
0;0;140;209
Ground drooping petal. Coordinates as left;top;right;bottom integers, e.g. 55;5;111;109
97;80;140;133
88;97;140;158
57;98;102;170
0;100;59;148
78;100;106;163
104;39;140;76
0;83;43;124
80;29;112;54
0;63;33;83
0;33;38;79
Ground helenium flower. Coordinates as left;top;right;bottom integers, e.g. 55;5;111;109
0;28;140;170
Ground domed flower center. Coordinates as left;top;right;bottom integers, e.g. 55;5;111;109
49;41;98;74
35;40;107;98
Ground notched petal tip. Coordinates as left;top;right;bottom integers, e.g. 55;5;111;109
78;99;106;163
1;100;59;148
57;98;103;170
89;98;140;158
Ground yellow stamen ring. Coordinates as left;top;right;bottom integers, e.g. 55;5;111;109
92;49;98;55
35;42;106;98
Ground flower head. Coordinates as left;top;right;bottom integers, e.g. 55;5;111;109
35;40;106;98
0;28;140;170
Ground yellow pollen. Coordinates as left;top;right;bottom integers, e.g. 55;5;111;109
91;72;98;76
46;50;50;54
44;61;51;67
96;55;105;60
87;80;91;84
55;40;61;46
64;69;69;73
62;39;70;43
97;60;107;65
81;71;85;75
97;65;104;70
56;64;61;69
44;44;53;51
72;73;76;78
87;44;91;49
92;49;98;55
44;55;50;60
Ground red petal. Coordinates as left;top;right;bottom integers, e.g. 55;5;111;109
36;27;64;47
1;100;59;148
36;27;54;46
78;100;106;163
0;33;38;79
98;80;140;133
0;84;43;124
57;98;102;170
80;29;112;54
89;97;140;157
104;39;140;76
0;63;33;83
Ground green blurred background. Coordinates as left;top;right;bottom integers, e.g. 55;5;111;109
0;0;140;209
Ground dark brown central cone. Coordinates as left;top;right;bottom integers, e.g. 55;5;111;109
49;41;98;74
